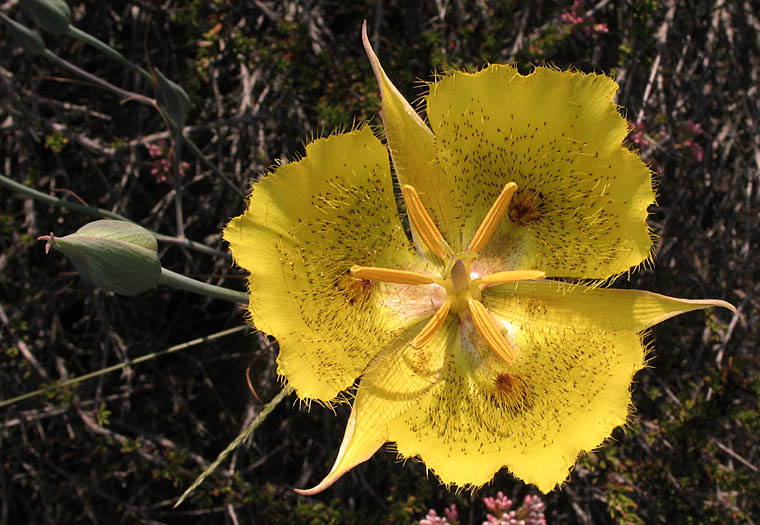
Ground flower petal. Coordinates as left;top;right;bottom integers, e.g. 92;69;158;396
426;65;655;278
295;317;455;494
362;22;462;258
224;127;424;401
482;280;736;332
387;317;645;492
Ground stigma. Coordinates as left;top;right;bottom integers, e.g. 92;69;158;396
350;182;545;365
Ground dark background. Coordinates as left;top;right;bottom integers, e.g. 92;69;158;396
1;1;757;523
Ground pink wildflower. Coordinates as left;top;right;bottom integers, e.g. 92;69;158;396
420;504;459;525
560;0;608;37
145;139;189;184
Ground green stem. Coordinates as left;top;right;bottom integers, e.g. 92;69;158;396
1;172;130;221
172;126;186;238
154;235;230;259
184;135;246;200
66;25;152;81
174;387;290;508
158;268;248;304
0;325;249;408
42;49;154;107
0;173;230;259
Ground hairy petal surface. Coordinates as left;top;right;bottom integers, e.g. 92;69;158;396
427;65;655;276
224;127;424;401
295;318;455;494
387;316;645;492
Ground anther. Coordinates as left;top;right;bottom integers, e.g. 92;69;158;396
468;182;518;254
411;301;451;349
468;299;516;364
480;270;546;285
401;185;448;261
350;265;437;285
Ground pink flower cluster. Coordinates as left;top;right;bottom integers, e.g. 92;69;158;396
420;492;546;525
627;120;705;174
560;0;609;37
483;493;546;525
146;140;189;184
419;504;459;525
628;122;652;149
679;122;704;164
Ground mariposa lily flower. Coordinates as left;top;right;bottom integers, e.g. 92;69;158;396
223;22;734;494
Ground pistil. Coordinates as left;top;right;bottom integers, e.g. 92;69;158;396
350;182;545;365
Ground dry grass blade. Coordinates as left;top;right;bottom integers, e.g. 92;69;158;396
174;387;290;508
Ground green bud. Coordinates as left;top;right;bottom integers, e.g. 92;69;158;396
21;0;71;34
1;15;46;55
154;69;190;128
41;220;161;296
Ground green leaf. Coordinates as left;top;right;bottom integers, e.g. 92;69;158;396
154;69;190;128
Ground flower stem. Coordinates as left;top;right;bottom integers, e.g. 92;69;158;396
172;126;186;239
0;173;230;259
158;268;248;304
65;25;152;81
42;49;155;107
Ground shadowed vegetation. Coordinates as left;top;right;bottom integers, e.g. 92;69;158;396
1;1;757;523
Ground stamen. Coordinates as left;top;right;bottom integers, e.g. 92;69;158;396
411;301;451;349
468;182;518;254
480;270;546;284
350;265;436;285
468;299;516;365
401;185;447;261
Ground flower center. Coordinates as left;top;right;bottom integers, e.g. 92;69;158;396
350;183;545;365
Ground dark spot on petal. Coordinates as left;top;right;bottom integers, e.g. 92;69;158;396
335;272;374;306
509;188;546;226
490;372;533;415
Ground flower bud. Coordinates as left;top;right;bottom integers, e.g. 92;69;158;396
41;220;161;296
21;0;71;34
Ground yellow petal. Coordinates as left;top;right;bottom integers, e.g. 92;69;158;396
482;280;736;332
388;318;646;492
362;22;463;254
426;65;655;279
296;317;455;494
224;127;426;402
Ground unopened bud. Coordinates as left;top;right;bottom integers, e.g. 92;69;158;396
41;220;161;296
21;0;71;34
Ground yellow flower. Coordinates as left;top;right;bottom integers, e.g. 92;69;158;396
223;23;734;494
